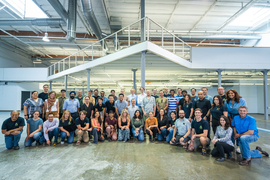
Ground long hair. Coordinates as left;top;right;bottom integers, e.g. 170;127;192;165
219;115;230;130
120;109;130;122
61;110;72;123
226;89;242;104
212;95;224;109
157;109;165;120
94;111;102;125
133;110;142;119
184;94;192;105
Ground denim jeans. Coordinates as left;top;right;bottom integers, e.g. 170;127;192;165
158;128;167;141
166;128;174;142
132;128;144;141
92;128;104;143
60;131;75;144
5;130;23;149
239;135;262;159
47;128;59;142
118;128;130;141
24;132;45;147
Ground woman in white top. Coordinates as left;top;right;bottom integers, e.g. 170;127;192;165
44;91;59;120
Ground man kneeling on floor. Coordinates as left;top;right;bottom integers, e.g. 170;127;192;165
43;113;59;146
75;111;90;145
1;111;25;150
188;108;210;155
232;106;269;166
170;110;191;148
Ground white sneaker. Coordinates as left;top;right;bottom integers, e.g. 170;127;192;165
236;146;241;154
61;141;64;145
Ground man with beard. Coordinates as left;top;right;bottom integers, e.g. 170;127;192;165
63;91;80;120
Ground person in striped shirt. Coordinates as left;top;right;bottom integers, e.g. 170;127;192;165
167;89;178;119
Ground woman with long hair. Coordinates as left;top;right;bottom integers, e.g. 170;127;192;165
157;109;169;142
183;94;193;122
91;111;104;144
118;109;131;142
59;110;76;144
131;110;144;142
166;111;177;143
44;91;59;119
211;116;234;162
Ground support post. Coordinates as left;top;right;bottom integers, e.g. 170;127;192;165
262;70;269;120
87;69;91;92
64;75;68;91
132;69;138;94
217;69;222;87
49;81;52;92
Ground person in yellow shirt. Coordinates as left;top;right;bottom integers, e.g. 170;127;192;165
145;111;158;142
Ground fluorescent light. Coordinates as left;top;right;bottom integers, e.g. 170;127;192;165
42;33;50;42
33;61;42;64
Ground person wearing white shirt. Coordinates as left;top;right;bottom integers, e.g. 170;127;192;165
43;113;59;146
137;87;146;113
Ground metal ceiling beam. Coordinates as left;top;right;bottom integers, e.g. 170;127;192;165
47;0;68;21
0;19;66;28
165;0;182;28
66;0;77;42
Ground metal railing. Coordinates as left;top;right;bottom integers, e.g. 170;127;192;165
48;17;191;76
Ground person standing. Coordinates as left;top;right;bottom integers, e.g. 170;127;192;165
151;88;159;99
217;86;226;103
137;87;146;113
164;87;170;98
142;90;156;120
23;91;44;120
44;91;59;119
177;90;187;111
75;90;84;110
1;111;25;150
38;84;49;101
110;90;118;101
121;89;129;106
156;90;168;117
63;91;80;120
83;90;95;106
105;95;116;117
92;89;101;105
127;98;139;119
202;87;213;104
81;96;94;120
100;91;109;104
167;89;178;118
176;88;183;98
95;98;106;120
58;89;67;119
128;88;137;106
43;113;59;146
115;93;128;119
182;94;193;122
191;88;198;102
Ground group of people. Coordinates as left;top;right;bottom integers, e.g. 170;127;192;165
1;85;269;166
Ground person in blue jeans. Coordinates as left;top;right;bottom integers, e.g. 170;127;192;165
25;111;45;147
1;111;25;150
232;106;269;166
157;109;169;142
131;110;144;142
166;111;177;142
43;113;59;146
59;110;76;144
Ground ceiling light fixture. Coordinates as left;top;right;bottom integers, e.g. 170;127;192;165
42;32;50;42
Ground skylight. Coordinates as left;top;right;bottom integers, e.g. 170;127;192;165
229;7;270;28
0;0;48;18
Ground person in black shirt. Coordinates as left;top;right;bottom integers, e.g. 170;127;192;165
75;111;90;145
1;111;25;150
95;98;106;120
157;109;169;142
178;90;187;111
92;89;101;105
189;108;210;155
59;110;76;144
81;96;94;120
105;95;116;117
183;94;193;122
217;86;226;103
151;88;159;99
110;90;118;101
210;95;228;134
192;91;211;120
38;84;49;101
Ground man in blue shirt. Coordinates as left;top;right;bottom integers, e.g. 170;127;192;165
232;106;269;166
202;87;213;104
176;88;183;98
128;88;137;106
167;89;178;118
63;91;80;120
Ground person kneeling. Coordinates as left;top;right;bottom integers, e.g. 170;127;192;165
145;111;158;143
188;108;210;155
59;110;76;144
75;111;90;145
170;110;191;148
43;113;59;146
90;111;104;144
232;106;269;166
1;111;25;150
105;110;117;141
211;116;234;162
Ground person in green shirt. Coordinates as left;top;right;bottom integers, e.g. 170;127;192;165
131;110;144;142
76;90;84;110
57;89;68;119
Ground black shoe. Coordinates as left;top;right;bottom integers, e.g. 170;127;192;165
13;145;20;150
36;142;41;146
216;157;226;162
163;138;166;143
256;146;269;157
152;138;155;143
227;152;232;159
108;137;111;142
149;136;152;141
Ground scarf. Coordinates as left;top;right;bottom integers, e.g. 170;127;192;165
47;97;56;112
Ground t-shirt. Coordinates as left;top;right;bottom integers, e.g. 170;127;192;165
92;95;101;105
131;118;144;129
105;117;117;126
191;96;198;102
164;94;170;98
95;103;106;112
205;95;213;104
59;118;76;132
168;96;178;112
151;95;159;99
1;117;25;131
231;115;259;137
191;119;209;138
105;101;115;113
210;105;228;126
193;98;211;118
178;98;185;109
156;97;168;112
75;117;90;128
183;102;193;118
80;103;94;119
115;100;128;115
220;95;226;104
27;118;43;134
175;118;191;136
145;117;158;128
169;118;177;126
38;92;48;101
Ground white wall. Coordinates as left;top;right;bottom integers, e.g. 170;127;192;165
0;68;48;81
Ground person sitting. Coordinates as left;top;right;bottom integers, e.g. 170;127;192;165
232;106;269;166
118;109;131;142
43;113;59;146
59;110;76;144
90;111;104;144
166;111;177;143
211;116;234;162
170;110;191;148
145;111;158;142
131;110;144;142
24;111;45;147
188;108;210;155
157;109;169;142
105;110;117;141
1;111;25;150
75;111;90;145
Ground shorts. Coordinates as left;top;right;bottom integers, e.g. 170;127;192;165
193;137;210;149
171;135;190;145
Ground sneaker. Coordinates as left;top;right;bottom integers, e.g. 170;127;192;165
152;138;155;143
123;140;126;143
53;142;57;146
236;146;241;154
108;137;111;142
61;141;64;145
76;141;81;145
202;148;207;155
13;145;20;150
216;157;226;162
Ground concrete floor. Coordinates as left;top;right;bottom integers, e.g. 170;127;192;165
0;111;269;180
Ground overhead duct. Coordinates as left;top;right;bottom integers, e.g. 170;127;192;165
66;0;77;42
80;0;107;48
47;0;68;22
0;19;66;28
